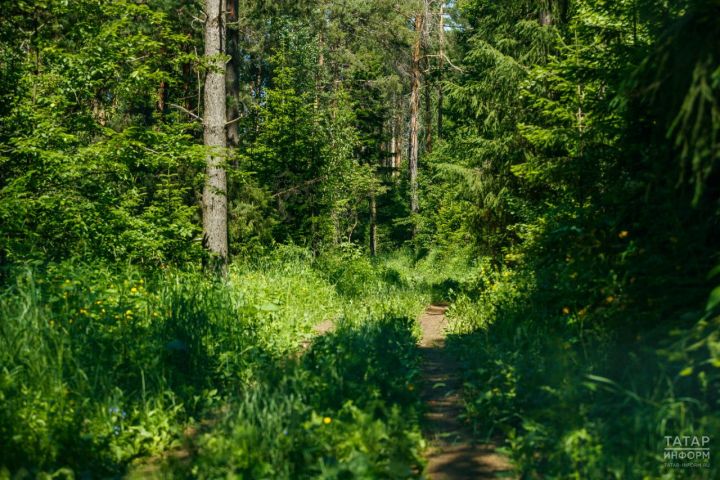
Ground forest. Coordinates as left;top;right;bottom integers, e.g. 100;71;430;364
0;0;719;478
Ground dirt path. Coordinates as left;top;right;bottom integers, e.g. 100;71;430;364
419;305;513;479
299;318;335;350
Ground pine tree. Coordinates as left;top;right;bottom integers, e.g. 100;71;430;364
202;0;229;269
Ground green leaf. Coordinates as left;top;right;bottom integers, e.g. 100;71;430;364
707;265;720;279
706;286;720;312
679;367;694;377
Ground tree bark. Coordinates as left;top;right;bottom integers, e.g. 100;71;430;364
424;77;432;153
392;97;402;175
408;10;424;219
437;1;445;140
203;0;229;269
315;29;325;111
226;0;240;150
540;2;553;26
369;192;377;256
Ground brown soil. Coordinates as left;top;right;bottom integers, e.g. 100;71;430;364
419;305;514;479
299;318;335;351
312;318;335;335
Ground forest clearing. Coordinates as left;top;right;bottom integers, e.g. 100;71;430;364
1;0;719;479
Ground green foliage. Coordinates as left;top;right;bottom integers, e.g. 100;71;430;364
0;0;204;266
424;1;720;478
447;255;720;478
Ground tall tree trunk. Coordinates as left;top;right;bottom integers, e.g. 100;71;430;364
392;97;403;176
203;0;229;269
157;80;167;114
424;77;432;153
369;192;377;256
437;1;445;140
226;0;240;150
408;10;424;219
315;29;325;112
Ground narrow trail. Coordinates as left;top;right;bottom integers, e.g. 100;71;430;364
419;305;513;480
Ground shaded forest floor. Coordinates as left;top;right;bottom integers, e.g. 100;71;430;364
128;301;517;479
133;303;515;480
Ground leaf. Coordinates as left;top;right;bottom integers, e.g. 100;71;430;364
585;374;618;386
706;286;720;312
679;367;694;377
707;265;720;280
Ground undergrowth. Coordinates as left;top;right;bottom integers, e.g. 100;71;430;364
0;246;432;478
446;250;720;479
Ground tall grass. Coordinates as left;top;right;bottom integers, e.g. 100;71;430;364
0;247;434;477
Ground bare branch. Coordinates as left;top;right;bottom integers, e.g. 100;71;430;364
169;103;203;122
272;177;328;198
426;54;464;72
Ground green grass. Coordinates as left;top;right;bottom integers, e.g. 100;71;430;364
0;247;433;478
178;315;426;479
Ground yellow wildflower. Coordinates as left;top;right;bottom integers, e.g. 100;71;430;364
618;230;629;239
130;287;138;294
407;384;415;392
562;307;570;315
323;417;332;425
606;296;615;304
